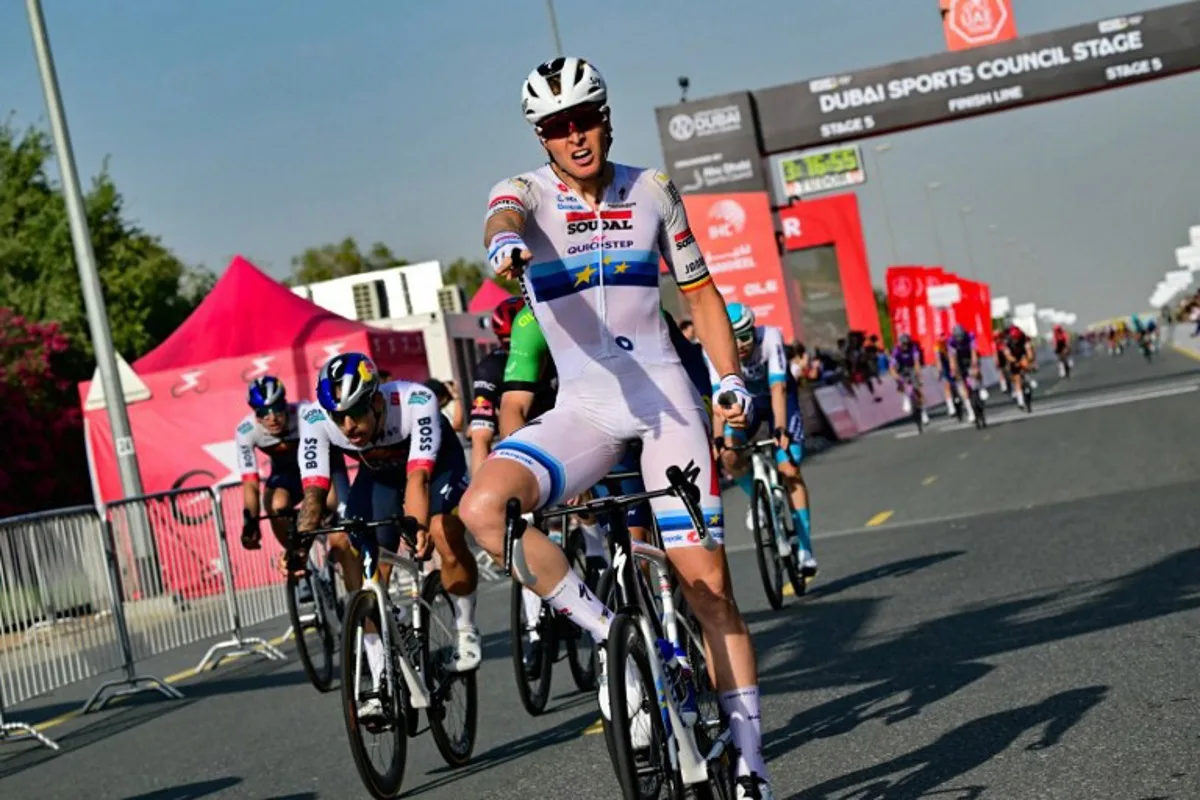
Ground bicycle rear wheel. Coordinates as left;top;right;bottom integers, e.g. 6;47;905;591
676;605;735;800
287;571;335;692
340;590;407;799
422;570;478;768
606;612;679;800
509;578;555;715
750;480;784;610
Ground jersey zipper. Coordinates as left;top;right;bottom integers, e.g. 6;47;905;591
595;202;607;356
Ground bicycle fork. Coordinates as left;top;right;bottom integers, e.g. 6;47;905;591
752;452;792;554
351;579;432;712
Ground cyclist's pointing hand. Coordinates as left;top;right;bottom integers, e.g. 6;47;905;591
488;233;531;281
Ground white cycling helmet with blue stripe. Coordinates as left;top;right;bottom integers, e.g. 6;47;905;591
726;302;757;339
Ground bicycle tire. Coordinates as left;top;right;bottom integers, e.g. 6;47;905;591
564;529;599;691
750;481;784;610
773;485;805;598
286;572;335;692
509;578;555;715
340;590;407;799
677;610;736;800
605;612;678;800
422;570;478;768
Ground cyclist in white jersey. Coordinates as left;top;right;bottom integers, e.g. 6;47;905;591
705;306;818;576
295;354;480;717
457;57;772;799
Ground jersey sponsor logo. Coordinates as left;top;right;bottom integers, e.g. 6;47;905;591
302;408;324;424
517;312;536;327
390;391;401;406
510;176;533;193
409;391;431;406
566;218;633;235
417;416;435;448
303;437;319;470
566;239;633;255
680;257;706;278
674;228;696;250
237;421;254;435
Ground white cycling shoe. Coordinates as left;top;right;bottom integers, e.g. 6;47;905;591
598;650;651;750
357;696;384;722
451;627;482;673
735;773;774;799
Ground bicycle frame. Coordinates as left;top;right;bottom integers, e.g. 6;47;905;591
504;462;727;787
350;547;434;711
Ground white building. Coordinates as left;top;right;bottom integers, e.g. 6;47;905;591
290;262;495;421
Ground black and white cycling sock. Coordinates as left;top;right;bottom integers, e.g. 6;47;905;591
545;570;611;643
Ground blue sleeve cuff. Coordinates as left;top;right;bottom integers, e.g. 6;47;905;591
768;373;786;386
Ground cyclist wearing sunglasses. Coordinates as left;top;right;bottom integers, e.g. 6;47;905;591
236;376;307;551
460;56;773;799
708;304;818;579
297;353;481;675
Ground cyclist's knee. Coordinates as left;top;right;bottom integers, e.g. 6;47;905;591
268;488;292;512
458;461;538;554
326;531;351;552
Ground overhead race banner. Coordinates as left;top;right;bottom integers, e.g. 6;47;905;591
774;143;867;201
753;1;1200;152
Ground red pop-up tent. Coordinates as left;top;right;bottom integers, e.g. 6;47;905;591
467;278;513;314
79;255;429;503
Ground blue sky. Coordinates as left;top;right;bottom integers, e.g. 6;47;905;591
2;0;1198;321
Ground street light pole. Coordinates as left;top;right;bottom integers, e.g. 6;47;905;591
26;0;145;501
924;181;947;267
544;0;564;57
870;143;900;266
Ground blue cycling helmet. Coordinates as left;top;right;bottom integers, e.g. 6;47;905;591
317;352;380;412
247;376;286;410
727;302;756;338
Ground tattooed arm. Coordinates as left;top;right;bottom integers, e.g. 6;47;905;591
297;485;326;533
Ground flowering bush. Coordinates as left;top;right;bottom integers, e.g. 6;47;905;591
0;308;89;516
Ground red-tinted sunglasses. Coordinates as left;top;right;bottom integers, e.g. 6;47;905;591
537;106;606;140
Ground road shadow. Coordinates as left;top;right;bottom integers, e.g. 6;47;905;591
787;686;1107;799
121;776;243;799
804;551;966;600
0;654;303;779
747;501;1199;796
402;708;599;797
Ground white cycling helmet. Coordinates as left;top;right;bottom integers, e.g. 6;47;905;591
521;57;608;125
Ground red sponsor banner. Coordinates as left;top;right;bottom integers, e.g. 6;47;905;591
778;193;881;342
885;265;929;347
676;192;793;338
940;0;1018;52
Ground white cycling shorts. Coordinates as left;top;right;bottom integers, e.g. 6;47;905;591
491;360;724;549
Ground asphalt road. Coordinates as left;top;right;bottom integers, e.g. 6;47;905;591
3;346;1199;800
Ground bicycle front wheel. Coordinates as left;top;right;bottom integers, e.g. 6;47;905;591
423;570;478;768
773;486;805;598
286;572;335;692
510;578;555;715
750;480;784;610
605;612;678;800
340;590;407;799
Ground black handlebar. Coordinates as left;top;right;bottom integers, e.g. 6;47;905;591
302;515;424;553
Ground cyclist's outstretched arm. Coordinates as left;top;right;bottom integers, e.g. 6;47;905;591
484;177;536;279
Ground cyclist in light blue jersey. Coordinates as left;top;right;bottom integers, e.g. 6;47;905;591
706;303;817;577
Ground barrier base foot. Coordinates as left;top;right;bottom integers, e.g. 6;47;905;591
279;623;296;643
81;674;183;714
196;636;286;673
0;721;61;752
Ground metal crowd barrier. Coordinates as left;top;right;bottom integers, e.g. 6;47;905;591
0;505;180;752
106;487;284;674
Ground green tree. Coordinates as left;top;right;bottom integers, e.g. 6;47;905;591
287;237;408;285
0;122;213;370
442;257;519;299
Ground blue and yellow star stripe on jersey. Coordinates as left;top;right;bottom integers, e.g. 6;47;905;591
528;250;661;302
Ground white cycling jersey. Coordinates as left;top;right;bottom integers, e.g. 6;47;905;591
298;380;440;491
486;164;725;548
703;325;788;398
486;163;712;384
235;403;302;479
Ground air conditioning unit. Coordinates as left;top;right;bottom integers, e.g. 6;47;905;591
438;284;467;314
352;280;390;321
